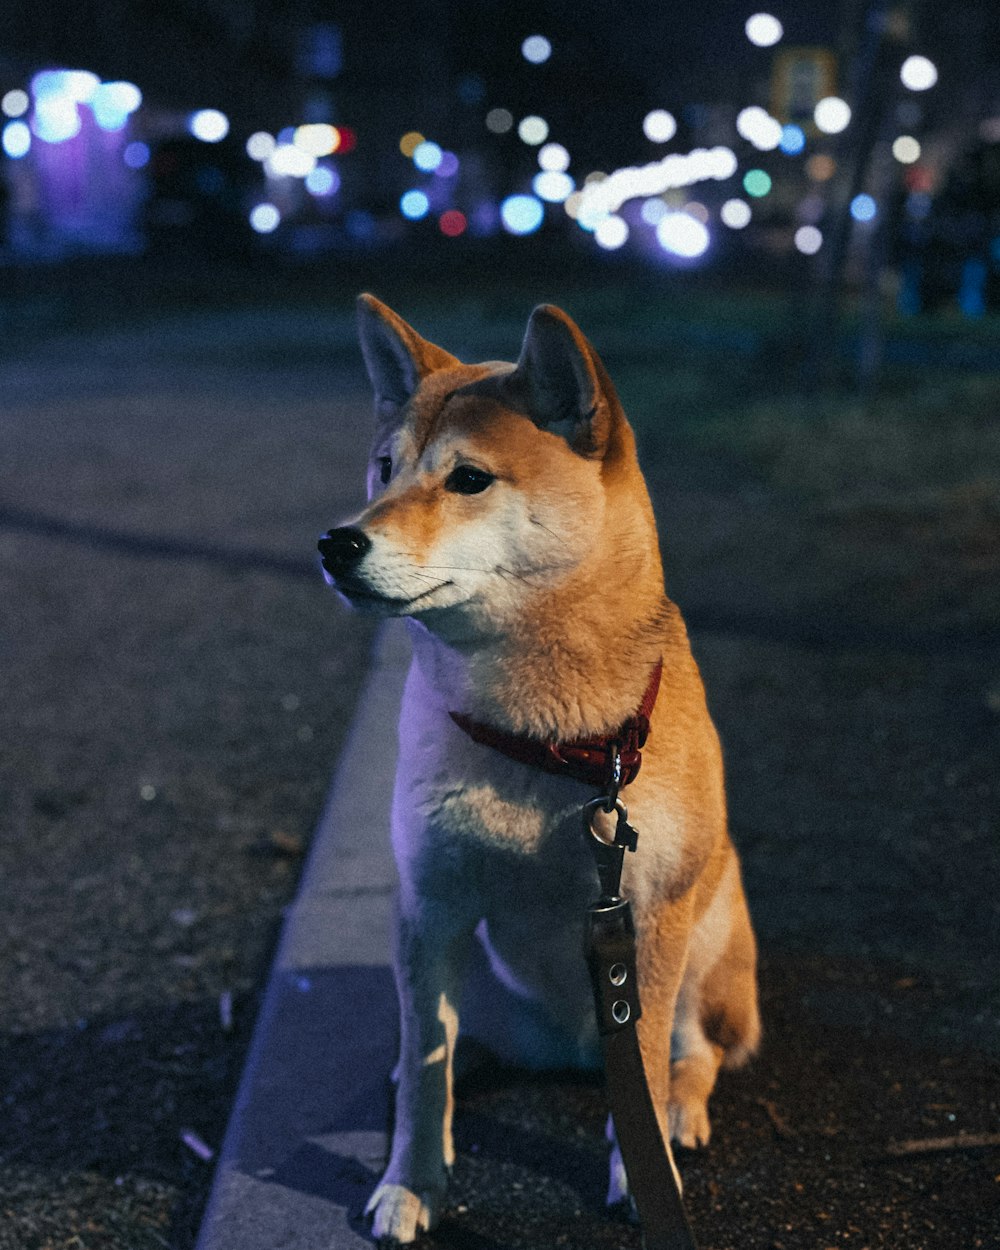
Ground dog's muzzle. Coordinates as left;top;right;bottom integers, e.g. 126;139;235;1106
317;526;372;578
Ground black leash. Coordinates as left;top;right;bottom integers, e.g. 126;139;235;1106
583;794;699;1250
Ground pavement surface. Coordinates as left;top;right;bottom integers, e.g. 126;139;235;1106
2;291;998;1250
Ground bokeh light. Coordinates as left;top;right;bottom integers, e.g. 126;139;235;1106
745;13;783;47
294;123;340;156
399;131;424;157
2;90;29;118
2;120;30;158
850;193;877;222
485;108;513;134
643;109;677;143
900;55;937;91
518;115;549;145
439;210;467;237
246;132;276;161
814;97;851;134
737;106;782;151
32;97;80;143
538;142;570;172
400;189;430;219
306;165;339;195
641;198;668;224
413;140;443;171
595;216;629;250
892;135;921;164
721;198;752;228
779;124;806;155
743;168;772;197
189;109;229;142
533;171;575;202
266;144;316;177
806;153;836;181
123;141;150;169
249;203;281;233
794;225;823;254
521;35;552;64
656;212;710;258
91;81;141;131
435;151;460;177
500;194;544;234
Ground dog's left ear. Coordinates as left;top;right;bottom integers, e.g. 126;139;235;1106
509;305;610;456
356;294;458;409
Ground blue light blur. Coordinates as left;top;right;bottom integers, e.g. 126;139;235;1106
435;151;459;177
250;203;281;233
500;194;544;235
779;124;805;155
306;165;339;195
32;98;81;143
532;171;574;202
123;141;150;169
850;193;877;222
400;189;430;219
2;120;30;158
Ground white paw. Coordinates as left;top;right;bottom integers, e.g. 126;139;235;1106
667;1095;712;1149
365;1181;444;1244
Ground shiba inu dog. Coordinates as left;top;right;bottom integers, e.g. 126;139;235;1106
318;295;760;1245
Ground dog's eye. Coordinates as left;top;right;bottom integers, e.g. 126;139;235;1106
377;456;392;485
445;465;494;495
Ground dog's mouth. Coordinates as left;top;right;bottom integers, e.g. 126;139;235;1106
331;577;455;612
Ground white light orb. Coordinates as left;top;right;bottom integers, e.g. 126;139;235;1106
521;35;552;64
246;131;276;161
266;144;316;178
189;109;229;143
595;215;629;250
538;141;570;171
656;212;710;258
250;203;281;234
643;109;677;143
721;198;752;229
892;135;921;164
814;96;852;135
737;105;782;150
900;55;937;92
294;123;338;156
533;170;574;202
2;89;29;118
794;225;823;254
745;14;783;47
518;115;549;145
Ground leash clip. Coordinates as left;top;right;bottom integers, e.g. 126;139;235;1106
583;795;638;903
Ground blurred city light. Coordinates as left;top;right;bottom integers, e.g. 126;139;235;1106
413;140;443;171
400;189;430;219
538;142;570;171
595;215;628;249
485;108;513;134
521;35;552;64
745;13;783;47
794;225;823;254
32;96;80;143
641;198;668;224
500;194;544;234
533;170;574;202
294;123;340;156
189;109;229;142
435;151;459;177
900;55;937;91
123;141;150;169
249;203;281;233
737;106;782;150
779;124;806;155
439;209;467;236
656;212;710;257
399;131;424;157
2;120;31;158
892;135;921;164
806;153;836;181
742;168;772;197
2;89;29;118
246;131;276;161
306;165;339;195
91;80;141;131
850;193;877;221
266;144;316;177
643;109;677;143
579;146;737;217
518;115;549;145
814;96;851;134
721;198;752;228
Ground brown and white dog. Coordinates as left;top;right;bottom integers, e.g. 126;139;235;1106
319;296;760;1244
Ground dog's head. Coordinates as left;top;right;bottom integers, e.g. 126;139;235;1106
319;295;654;642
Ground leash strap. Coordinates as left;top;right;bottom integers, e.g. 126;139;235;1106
584;802;698;1250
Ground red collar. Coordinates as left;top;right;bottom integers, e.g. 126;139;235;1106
449;660;662;791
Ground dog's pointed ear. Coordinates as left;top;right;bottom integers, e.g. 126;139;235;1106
508;305;609;455
356;294;458;408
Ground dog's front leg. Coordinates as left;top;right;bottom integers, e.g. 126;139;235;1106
367;903;471;1244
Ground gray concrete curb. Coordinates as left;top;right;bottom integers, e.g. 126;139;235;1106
196;621;409;1250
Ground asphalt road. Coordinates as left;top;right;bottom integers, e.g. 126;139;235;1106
1;299;997;1249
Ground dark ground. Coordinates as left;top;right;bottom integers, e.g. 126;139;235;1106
1;261;998;1249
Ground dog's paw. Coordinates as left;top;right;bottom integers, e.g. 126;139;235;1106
365;1181;443;1244
667;1093;712;1149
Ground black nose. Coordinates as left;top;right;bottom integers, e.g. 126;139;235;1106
317;526;372;575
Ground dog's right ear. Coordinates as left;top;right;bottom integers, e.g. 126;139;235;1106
356;294;458;409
